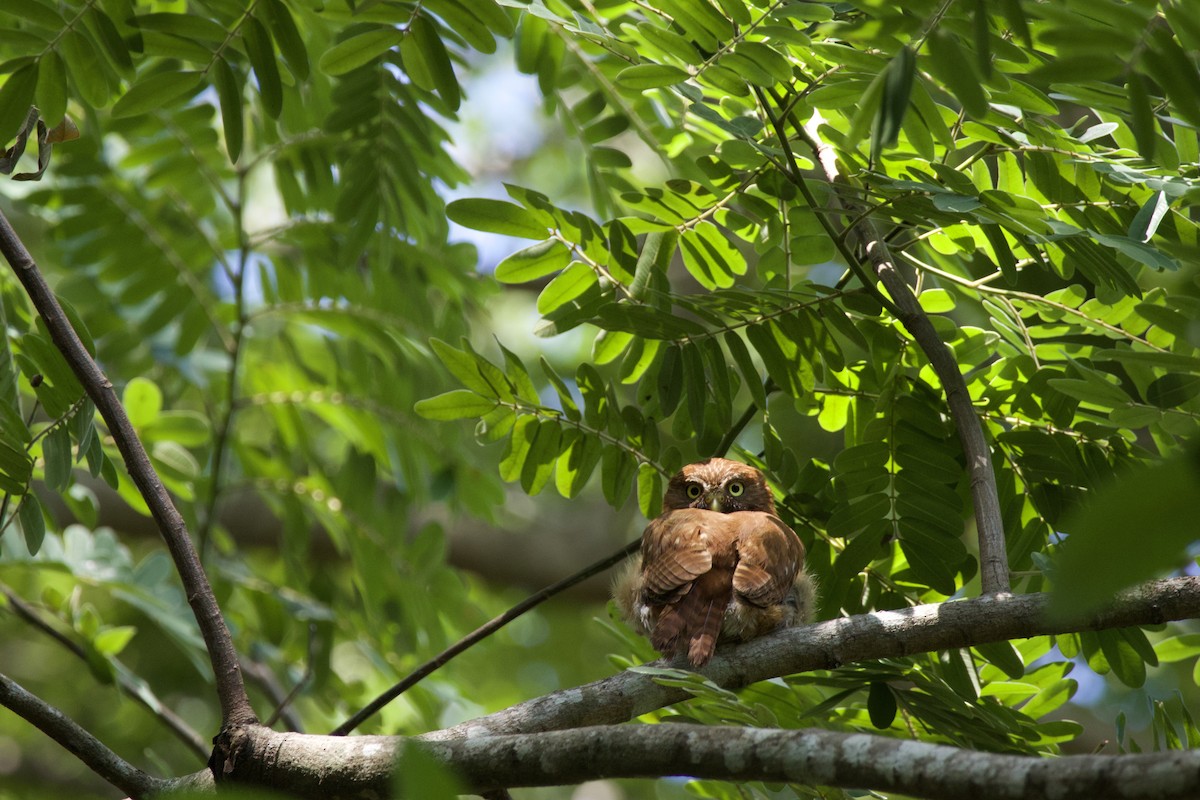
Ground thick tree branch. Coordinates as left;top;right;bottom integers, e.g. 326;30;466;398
0;210;257;729
791;112;1010;594
213;707;1200;800
0;671;168;798
430;723;1200;799
424;577;1200;740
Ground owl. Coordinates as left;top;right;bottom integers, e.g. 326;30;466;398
614;458;814;667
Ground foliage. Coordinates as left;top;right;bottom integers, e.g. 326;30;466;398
0;0;1199;798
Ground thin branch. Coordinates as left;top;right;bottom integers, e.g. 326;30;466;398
0;210;258;729
424;576;1200;740
331;537;642;736
1;587;209;759
786;111;1010;594
0;671;169;798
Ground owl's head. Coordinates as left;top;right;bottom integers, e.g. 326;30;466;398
663;458;776;514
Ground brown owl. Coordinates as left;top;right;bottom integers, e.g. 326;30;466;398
614;458;814;667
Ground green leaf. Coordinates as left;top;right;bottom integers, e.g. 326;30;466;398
1146;373;1200;408
0;440;32;495
1097;628;1146;688
615;63;689;90
871;45;914;159
520;418;560;495
1050;448;1200;618
447;198;550;239
42;423;72;492
262;0;310;80
1126;72;1156;160
976;640;1025;680
413;390;498;420
60;30;109;108
636;461;663;518
35;50;66;127
211;57;243;163
555;433;602;498
494;239;570;283
320;27;404;76
0;65;38;144
867;681;897;729
537;262;598;315
244;14;282;118
926;30;987;118
93;625;137;657
111;70;204;118
402;14;460;111
18;494;45;554
1128;190;1170;243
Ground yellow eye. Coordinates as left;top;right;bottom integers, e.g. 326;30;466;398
686;484;702;499
727;481;744;497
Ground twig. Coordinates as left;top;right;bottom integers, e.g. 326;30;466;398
1;587;209;759
0;671;169;798
0;210;258;728
331;537;641;735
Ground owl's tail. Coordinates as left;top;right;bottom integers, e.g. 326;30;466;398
652;566;734;668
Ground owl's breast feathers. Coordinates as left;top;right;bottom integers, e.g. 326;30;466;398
628;507;806;667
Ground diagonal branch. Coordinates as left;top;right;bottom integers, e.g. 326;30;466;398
759;98;1009;594
0;210;258;729
424;576;1200;740
0;671;169;798
331;537;641;735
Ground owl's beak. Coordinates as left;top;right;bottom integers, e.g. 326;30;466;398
705;491;723;513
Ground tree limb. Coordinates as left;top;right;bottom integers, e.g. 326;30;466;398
429;723;1200;799
0;210;258;729
788;110;1009;594
424;576;1200;740
0;671;168;799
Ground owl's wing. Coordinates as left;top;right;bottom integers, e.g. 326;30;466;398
732;513;804;607
639;509;717;602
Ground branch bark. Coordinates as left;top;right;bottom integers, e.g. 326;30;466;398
0;210;257;729
429;723;1200;799
0;671;168;799
758;99;1010;595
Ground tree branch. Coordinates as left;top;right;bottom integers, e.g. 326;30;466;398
790;111;1009;594
429;723;1200;799
0;210;258;729
424;577;1200;740
0;671;168;798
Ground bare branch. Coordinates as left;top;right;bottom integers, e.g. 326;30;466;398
331;537;641;735
0;671;168;798
424;577;1200;740
0;210;257;729
788;110;1009;594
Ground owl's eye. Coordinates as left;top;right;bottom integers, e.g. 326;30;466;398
685;483;702;499
727;481;745;496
